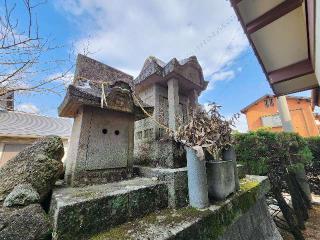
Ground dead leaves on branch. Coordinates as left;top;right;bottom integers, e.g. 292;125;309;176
173;103;239;160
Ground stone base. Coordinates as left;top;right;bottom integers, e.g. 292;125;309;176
135;166;188;208
67;167;132;187
134;140;186;168
90;176;282;240
50;178;168;240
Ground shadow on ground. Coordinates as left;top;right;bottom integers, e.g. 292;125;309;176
280;205;320;240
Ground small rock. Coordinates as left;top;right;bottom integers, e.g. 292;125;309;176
0;204;52;240
54;179;65;187
3;184;40;207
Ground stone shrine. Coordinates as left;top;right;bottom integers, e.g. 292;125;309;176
59;54;153;186
49;55;283;240
134;56;208;168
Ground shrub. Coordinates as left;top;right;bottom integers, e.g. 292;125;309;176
234;130;312;176
305;136;320;168
305;136;320;194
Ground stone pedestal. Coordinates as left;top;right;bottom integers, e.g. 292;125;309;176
50;178;168;240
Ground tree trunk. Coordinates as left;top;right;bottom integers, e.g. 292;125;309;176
286;174;307;229
271;185;305;240
290;171;312;209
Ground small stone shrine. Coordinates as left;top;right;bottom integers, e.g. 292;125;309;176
58;54;153;186
48;55;282;240
134;56;208;168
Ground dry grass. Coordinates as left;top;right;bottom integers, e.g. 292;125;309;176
280;205;320;240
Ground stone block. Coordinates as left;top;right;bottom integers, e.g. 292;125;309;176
135;166;188;208
90;176;283;240
134;140;186;168
64;107;135;187
50;178;168;240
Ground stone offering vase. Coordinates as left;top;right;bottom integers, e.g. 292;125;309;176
172;103;239;205
206;147;237;201
186;147;209;209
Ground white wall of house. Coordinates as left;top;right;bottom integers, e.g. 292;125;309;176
0;137;69;167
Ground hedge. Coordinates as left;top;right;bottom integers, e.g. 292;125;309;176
233;130;313;176
304;136;320;194
305;136;320;169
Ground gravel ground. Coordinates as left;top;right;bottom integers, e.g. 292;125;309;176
280;204;320;240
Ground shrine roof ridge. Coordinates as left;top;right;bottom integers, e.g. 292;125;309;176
134;55;206;87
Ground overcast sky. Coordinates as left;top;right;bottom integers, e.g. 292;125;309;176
13;0;311;132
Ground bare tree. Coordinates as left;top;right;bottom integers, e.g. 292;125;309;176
0;0;74;107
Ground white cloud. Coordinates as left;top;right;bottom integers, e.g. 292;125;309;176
211;70;235;81
208;70;235;90
54;0;248;81
198;105;248;133
16;103;40;114
50;73;74;88
233;114;248;133
203;103;211;112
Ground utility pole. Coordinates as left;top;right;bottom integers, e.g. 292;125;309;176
277;95;312;202
277;95;294;132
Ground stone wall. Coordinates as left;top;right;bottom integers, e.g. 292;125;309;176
218;198;282;240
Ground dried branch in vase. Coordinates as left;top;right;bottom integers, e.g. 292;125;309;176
172;103;239;161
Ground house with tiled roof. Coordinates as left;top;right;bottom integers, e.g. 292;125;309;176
241;94;319;137
0;95;72;166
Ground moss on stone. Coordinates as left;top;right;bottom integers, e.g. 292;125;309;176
90;177;268;240
239;179;259;192
72;191;99;198
90;208;211;240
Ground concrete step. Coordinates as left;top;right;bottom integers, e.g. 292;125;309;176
89;176;273;240
49;177;168;240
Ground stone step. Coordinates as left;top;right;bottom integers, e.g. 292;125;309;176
49;177;168;240
134;166;189;208
89;176;277;240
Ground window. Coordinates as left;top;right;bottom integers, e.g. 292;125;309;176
144;129;153;139
158;128;165;138
136;131;142;140
264;98;274;108
261;114;282;127
0;143;31;167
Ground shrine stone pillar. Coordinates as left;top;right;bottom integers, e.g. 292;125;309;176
189;89;199;109
168;78;179;130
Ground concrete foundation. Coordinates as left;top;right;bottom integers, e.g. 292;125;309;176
50;178;168;240
90;176;283;240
